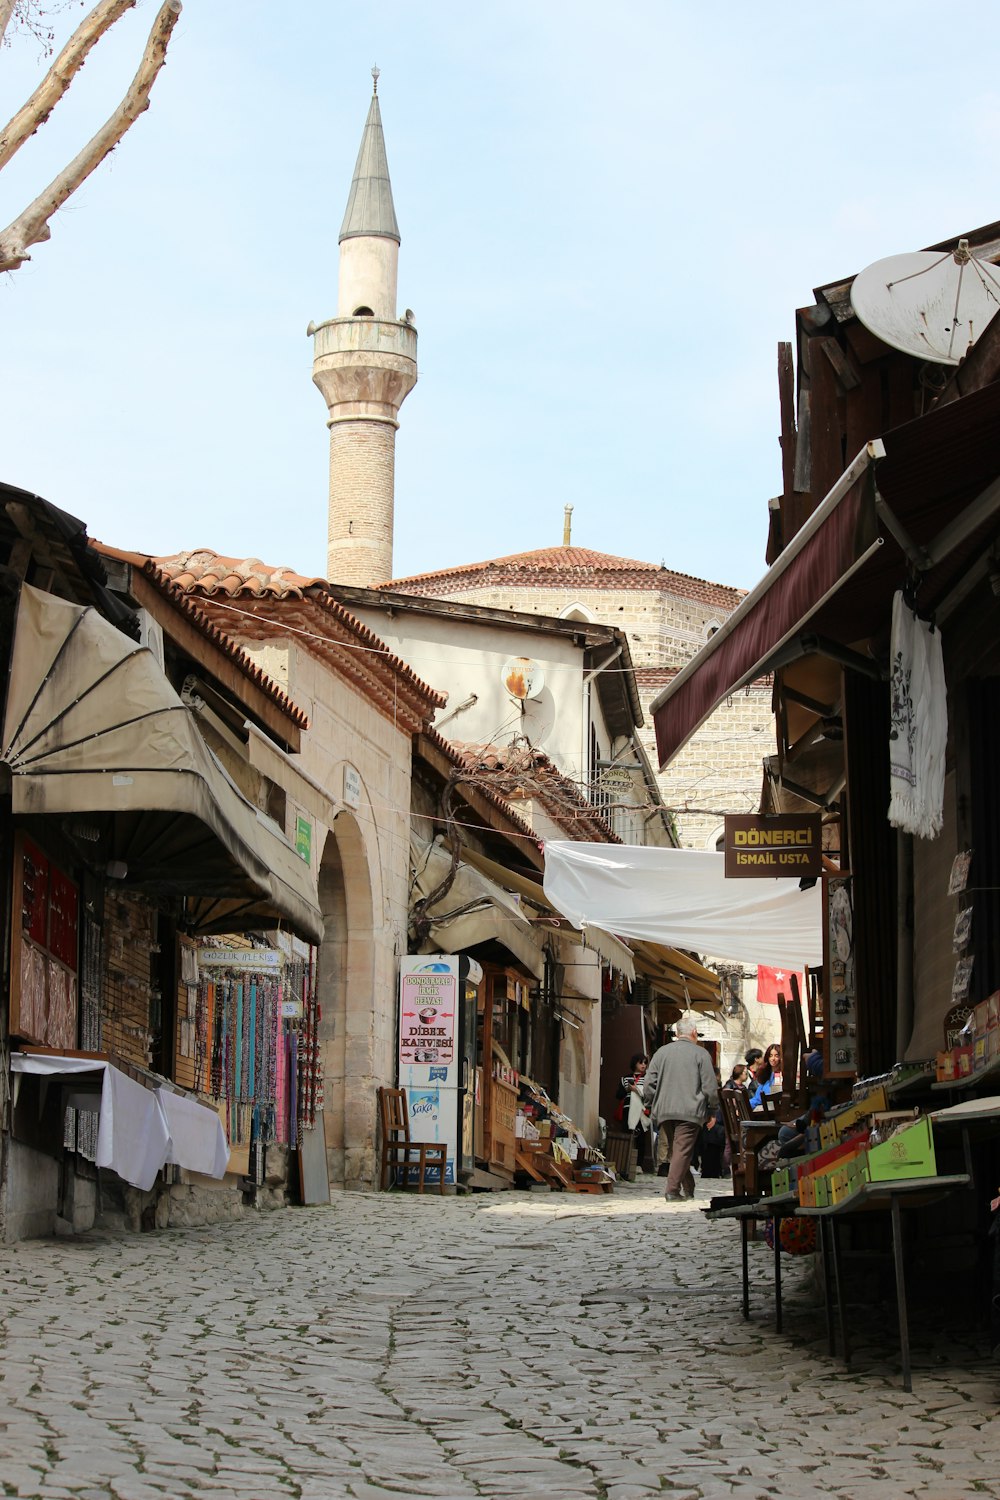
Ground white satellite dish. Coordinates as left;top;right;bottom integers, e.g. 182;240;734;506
851;241;1000;365
501;657;545;701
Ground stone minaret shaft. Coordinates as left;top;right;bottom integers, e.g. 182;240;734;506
311;80;417;586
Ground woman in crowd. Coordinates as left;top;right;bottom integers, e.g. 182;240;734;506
724;1061;750;1091
615;1053;652;1169
749;1044;783;1110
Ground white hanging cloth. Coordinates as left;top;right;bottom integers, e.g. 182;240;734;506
543;843;822;967
888;591;947;840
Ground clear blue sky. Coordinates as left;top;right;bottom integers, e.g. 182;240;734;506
2;2;998;592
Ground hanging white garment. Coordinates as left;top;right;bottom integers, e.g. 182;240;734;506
888;591;947;839
627;1090;649;1132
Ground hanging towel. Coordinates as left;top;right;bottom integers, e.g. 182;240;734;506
888;591;947;839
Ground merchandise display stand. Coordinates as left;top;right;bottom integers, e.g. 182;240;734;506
704;1191;797;1328
708;1173;972;1391
797;1173;970;1391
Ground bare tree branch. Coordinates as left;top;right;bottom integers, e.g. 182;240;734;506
0;0;181;273
1;0;138;172
0;1;19;48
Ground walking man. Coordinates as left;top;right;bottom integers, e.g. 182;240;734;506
642;1017;719;1202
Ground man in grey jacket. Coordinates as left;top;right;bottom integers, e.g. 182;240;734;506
642;1017;719;1201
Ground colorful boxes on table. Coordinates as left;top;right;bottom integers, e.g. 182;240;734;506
796;1134;869;1208
858;1115;936;1185
818;1086;888;1150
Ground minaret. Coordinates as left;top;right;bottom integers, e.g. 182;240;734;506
310;70;417;586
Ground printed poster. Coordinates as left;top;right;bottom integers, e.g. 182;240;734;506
398;957;458;1069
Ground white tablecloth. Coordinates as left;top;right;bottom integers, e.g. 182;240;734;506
11;1054;229;1191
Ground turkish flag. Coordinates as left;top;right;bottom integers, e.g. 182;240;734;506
756;965;801;1005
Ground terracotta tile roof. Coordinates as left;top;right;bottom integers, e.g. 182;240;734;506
94;543;311;730
157;549;322;599
386;545;746;612
422;728;539;847
449;740;621;843
148;548;446;729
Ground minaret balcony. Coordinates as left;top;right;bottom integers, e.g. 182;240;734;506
311;316;416;364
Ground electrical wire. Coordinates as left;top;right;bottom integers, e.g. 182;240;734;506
203;597;772;684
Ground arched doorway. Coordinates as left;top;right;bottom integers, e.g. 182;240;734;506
317;810;375;1188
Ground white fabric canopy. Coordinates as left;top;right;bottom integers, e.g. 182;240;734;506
543;842;823;969
11;1054;229;1190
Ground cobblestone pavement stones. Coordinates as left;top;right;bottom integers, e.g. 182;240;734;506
1;1177;999;1499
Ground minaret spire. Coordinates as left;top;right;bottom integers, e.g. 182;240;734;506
310;75;418;587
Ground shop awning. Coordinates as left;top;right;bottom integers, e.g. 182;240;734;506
10;1052;229;1190
651;382;1000;769
543;842;822;968
455;844;635;983
455;845;720;1003
2;585;323;944
629;940;721;1009
410;835;546;980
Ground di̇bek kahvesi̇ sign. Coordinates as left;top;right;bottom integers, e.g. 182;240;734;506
398;961;458;1068
724;813;822;878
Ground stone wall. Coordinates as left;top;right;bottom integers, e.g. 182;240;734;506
638;683;772;850
441;583;729;669
327;419;397;587
240;636;413;1191
413;580;766;854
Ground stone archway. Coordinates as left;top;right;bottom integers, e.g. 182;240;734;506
317;811;376;1189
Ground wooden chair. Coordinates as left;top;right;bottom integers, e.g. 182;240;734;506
604;1130;639;1182
377;1086;448;1195
718;1088;747;1194
723;1086;781;1196
806;965;825;1053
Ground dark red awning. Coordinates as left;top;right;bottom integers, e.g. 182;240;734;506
652;382;1000;770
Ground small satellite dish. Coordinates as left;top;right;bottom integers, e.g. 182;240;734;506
850;241;1000;365
501;657;545;701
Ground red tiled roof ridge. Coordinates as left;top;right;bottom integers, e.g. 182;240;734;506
154;548;323;599
148;546;446;715
385;545;746;605
93;542;311;730
446;739;621;843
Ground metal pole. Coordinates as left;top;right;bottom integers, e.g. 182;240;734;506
891;1195;912;1393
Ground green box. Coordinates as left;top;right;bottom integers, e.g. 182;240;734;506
863;1116;936;1184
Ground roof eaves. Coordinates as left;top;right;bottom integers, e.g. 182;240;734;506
93;542;311;731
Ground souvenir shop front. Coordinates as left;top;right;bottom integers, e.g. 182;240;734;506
2;583;323;1241
398;948;612;1193
173;938;323;1195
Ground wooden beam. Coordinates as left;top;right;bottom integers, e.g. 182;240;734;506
777;341;796;501
819;336;861;391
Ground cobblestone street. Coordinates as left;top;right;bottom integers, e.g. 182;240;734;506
2;1178;998;1500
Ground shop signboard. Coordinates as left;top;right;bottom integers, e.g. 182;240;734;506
724;813;822;878
198;948;283;970
398;957;458;1074
343;765;361;809
397;956;461;1186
